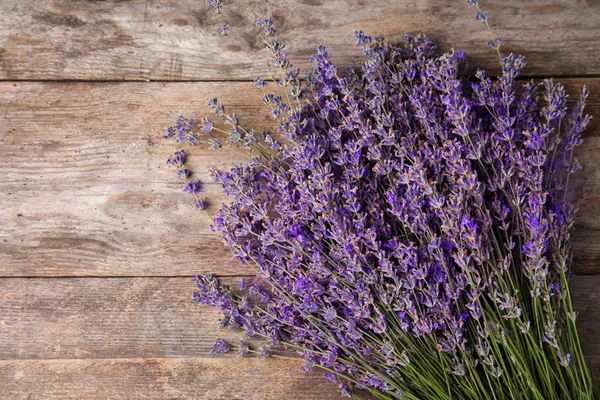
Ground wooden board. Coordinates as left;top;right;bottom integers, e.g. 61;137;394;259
0;277;245;360
0;358;343;399
2;356;595;400
0;276;598;360
0;0;599;81
0;276;598;399
1;1;599;399
1;80;599;277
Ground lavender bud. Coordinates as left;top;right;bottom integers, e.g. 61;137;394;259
183;180;201;194
194;198;208;210
219;24;228;36
177;168;190;180
238;340;249;357
210;339;230;354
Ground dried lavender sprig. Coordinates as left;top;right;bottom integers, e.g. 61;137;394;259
164;4;596;398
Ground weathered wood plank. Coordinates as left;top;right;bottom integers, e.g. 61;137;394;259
0;276;597;399
0;357;597;400
1;181;598;276
0;358;343;399
0;0;599;81
0;277;244;360
0;81;261;276
0;81;267;185
570;276;600;359
0;183;245;277
0;80;598;276
0;276;598;360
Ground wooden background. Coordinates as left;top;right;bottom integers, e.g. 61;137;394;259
0;0;599;398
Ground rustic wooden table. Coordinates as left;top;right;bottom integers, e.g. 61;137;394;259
0;1;599;398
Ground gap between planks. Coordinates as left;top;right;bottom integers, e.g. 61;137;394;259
1;74;600;83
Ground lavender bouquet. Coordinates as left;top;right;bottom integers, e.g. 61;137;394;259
163;1;595;398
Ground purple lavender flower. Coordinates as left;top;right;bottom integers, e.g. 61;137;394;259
194;198;208;210
254;77;268;88
258;346;270;359
211;339;230;354
163;126;176;139
238;340;249;357
208;138;222;150
475;11;488;21
177;168;190;180
166;9;594;400
206;0;222;14
201;118;214;134
219;24;228;37
175;116;195;143
166;150;185;165
183;180;201;194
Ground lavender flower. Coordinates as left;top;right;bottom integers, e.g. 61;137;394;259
211;339;230;354
254;77;268;88
258;346;270;359
206;0;222;14
238;340;249;357
177;168;190;180
163;126;176;139
183;180;201;194
201;118;214;134
219;24;228;37
209;138;222;150
175;116;195;143
163;5;595;399
166;150;185;165
194;198;208;211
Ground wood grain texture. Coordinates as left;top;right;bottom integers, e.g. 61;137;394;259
0;358;343;399
1;80;599;277
2;357;597;400
0;276;598;361
0;276;598;399
0;0;599;81
0;183;244;276
1;2;598;398
0;81;262;277
0;277;245;360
